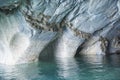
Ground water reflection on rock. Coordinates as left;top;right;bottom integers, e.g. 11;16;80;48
105;54;120;67
0;54;120;80
81;54;105;65
55;58;79;80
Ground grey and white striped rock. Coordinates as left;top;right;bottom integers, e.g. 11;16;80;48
0;0;120;65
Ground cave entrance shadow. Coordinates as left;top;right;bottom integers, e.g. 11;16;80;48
38;38;58;62
75;41;86;57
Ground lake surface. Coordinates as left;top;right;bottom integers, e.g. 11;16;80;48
0;54;120;80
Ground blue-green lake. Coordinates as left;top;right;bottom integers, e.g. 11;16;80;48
0;54;120;80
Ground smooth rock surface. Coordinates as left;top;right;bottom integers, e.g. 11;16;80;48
0;0;120;65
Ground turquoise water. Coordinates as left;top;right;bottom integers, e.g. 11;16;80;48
0;55;120;80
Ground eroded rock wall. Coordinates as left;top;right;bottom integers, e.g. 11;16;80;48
0;0;120;65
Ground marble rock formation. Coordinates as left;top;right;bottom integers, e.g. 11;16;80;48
0;0;120;65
